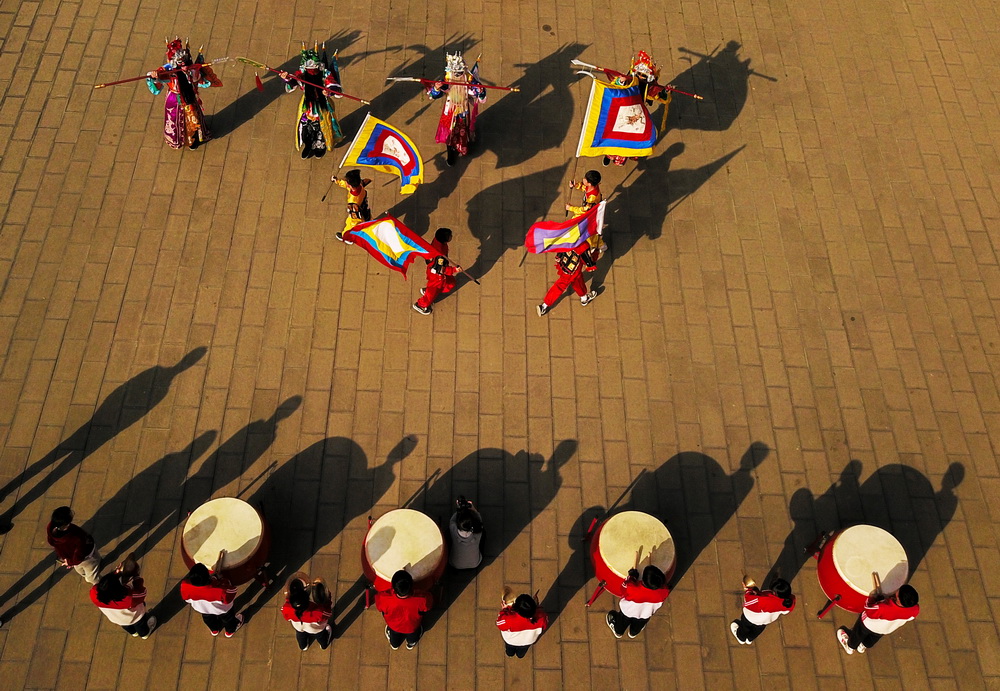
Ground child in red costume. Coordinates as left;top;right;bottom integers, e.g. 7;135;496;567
606;565;669;638
496;591;548;658
90;557;156;639
838;584;919;654
413;228;461;315
730;577;795;644
282;573;334;651
181;559;244;637
375;570;434;650
536;245;598;316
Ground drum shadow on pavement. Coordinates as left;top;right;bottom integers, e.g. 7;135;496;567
0;347;207;535
410;441;578;631
230;435;417;628
764;461;965;587
0;397;301;627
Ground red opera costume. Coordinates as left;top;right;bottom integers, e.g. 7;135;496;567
416;237;459;310
543;247;593;306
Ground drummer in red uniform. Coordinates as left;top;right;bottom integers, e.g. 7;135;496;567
180;556;245;637
496;591;548;658
606;565;669;638
730;577;795;644
838;584;919;654
282;573;334;651
375;570;434;650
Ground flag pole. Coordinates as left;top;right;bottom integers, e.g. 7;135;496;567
339;112;371;170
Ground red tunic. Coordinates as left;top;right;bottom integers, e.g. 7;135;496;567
47;522;95;565
375;589;434;634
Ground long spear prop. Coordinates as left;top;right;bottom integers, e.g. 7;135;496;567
236;57;371;105
444;255;480;285
94;57;231;89
386;76;519;92
569;59;704;100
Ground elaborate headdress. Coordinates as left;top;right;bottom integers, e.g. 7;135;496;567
165;37;191;66
445;52;467;77
299;44;322;71
629;50;659;81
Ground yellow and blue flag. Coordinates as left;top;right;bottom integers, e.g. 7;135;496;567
525;201;606;254
339;114;423;194
343;215;439;278
576;77;656;159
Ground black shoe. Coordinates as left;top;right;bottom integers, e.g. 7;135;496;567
386;626;401;650
301;148;311;159
314;147;326;158
412;303;431;315
602;156;611;167
606;612;622;639
446;147;457;167
536;303;549;317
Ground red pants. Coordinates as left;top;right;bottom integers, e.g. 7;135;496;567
544;270;587;305
417;273;456;308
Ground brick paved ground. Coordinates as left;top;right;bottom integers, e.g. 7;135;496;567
1;0;998;687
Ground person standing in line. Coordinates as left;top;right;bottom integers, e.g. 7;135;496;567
413;228;461;315
375;570;433;650
180;555;244;637
730;576;795;644
282;573;334;651
90;555;157;638
838;584;919;654
448;496;484;570
496;590;548;658
47;506;102;584
606;565;669;638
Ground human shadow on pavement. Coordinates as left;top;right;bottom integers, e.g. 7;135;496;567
0;397;303;627
0;347;207;534
339;34;479;136
587;144;745;292
473;43;589;169
541;505;605;631
231;435;416;631
665;41;776;133
404;441;578;630
210;30;364;140
463;164;569;283
764;461;965;587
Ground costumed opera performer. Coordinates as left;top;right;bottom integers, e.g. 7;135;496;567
146;38;223;150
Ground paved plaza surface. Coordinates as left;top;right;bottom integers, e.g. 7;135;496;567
1;0;999;687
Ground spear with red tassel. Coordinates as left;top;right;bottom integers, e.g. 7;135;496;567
236;56;370;105
93;57;231;89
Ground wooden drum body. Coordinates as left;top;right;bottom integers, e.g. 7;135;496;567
589;511;676;597
181;497;270;585
816;525;909;613
362;509;447;591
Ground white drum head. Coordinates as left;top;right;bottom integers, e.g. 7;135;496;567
366;509;444;582
832;525;909;596
598;511;676;579
183;497;263;569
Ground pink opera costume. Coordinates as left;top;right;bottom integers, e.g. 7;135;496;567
279;45;346;159
426;53;487;166
146;38;223;150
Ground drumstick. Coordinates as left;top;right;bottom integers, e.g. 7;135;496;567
634;546;643;573
872;571;883;599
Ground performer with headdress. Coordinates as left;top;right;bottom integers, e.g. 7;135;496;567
146;38;223;150
279;44;345;158
599;51;672;167
426;53;487;166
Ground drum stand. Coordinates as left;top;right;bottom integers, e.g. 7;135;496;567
583;516;607;607
807;531;839;618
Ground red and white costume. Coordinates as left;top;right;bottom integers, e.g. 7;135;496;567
90;578;147;626
181;575;237;615
282;599;333;634
375;588;434;634
619;577;670;619
861;597;919;635
742;587;795;625
496;606;549;647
